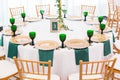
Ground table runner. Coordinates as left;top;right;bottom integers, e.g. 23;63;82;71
8;42;19;58
38;49;54;66
74;48;89;65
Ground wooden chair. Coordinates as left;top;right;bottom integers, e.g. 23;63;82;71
68;59;116;80
107;0;117;29
81;5;96;20
13;57;60;80
36;4;50;17
9;6;25;18
0;55;5;60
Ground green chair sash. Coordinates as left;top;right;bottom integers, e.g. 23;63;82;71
74;48;89;65
8;42;19;58
38;49;54;66
103;40;111;56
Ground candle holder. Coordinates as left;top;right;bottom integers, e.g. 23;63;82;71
10;18;15;25
11;25;17;37
83;11;88;21
29;32;36;45
40;10;45;19
59;33;66;48
21;12;26;22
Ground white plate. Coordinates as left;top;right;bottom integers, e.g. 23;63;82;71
67;16;83;21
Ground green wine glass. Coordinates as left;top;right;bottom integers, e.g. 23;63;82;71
21;12;26;22
98;16;103;24
83;11;88;21
62;9;67;18
29;32;36;45
59;33;66;48
11;25;17;37
100;24;106;34
10;18;15;25
87;30;94;43
40;10;45;19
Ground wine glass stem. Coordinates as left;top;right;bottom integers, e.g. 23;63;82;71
101;30;103;34
41;14;43;19
84;16;86;21
23;18;25;22
61;42;64;48
64;14;66;18
31;39;34;45
89;37;91;43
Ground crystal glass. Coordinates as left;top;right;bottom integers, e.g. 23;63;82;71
87;30;94;43
62;9;67;18
29;32;36;45
83;11;88;21
59;34;66;48
40;10;45;19
11;25;17;37
100;23;106;34
98;16;103;24
10;18;15;25
21;12;26;22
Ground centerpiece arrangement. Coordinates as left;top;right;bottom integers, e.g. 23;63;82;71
56;0;69;30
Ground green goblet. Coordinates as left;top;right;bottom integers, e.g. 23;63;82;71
10;18;15;25
59;34;66;48
21;12;26;22
40;10;45;19
98;16;103;24
11;25;17;37
100;23;106;34
87;30;94;43
62;9;67;18
29;32;36;45
83;11;88;21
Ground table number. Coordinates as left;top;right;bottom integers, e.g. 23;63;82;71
50;19;59;32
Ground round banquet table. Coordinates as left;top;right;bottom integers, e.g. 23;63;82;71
3;19;114;80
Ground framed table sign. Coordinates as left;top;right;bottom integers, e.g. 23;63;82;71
50;19;59;32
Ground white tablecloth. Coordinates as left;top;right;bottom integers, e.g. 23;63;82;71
3;19;113;80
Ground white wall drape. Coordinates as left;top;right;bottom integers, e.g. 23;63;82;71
0;0;118;26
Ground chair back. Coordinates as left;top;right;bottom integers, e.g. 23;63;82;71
36;4;50;17
9;6;25;18
108;0;116;15
81;5;96;20
79;58;116;80
14;57;51;80
0;55;5;60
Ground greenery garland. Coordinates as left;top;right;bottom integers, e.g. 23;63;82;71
56;0;69;30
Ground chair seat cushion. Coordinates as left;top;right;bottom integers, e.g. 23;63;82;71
23;73;60;80
68;73;103;80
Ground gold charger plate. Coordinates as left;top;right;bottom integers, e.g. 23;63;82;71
65;39;89;49
2;28;22;36
45;15;57;19
91;34;109;42
26;17;41;22
10;35;31;45
67;16;82;21
86;19;99;25
35;40;59;50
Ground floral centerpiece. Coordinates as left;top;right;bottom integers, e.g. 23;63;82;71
56;0;69;30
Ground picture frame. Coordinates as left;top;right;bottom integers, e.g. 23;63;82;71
50;19;59;32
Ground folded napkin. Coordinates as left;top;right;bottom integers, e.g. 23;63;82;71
38;49;54;66
8;42;19;58
74;48;89;65
0;34;4;46
103;40;111;56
